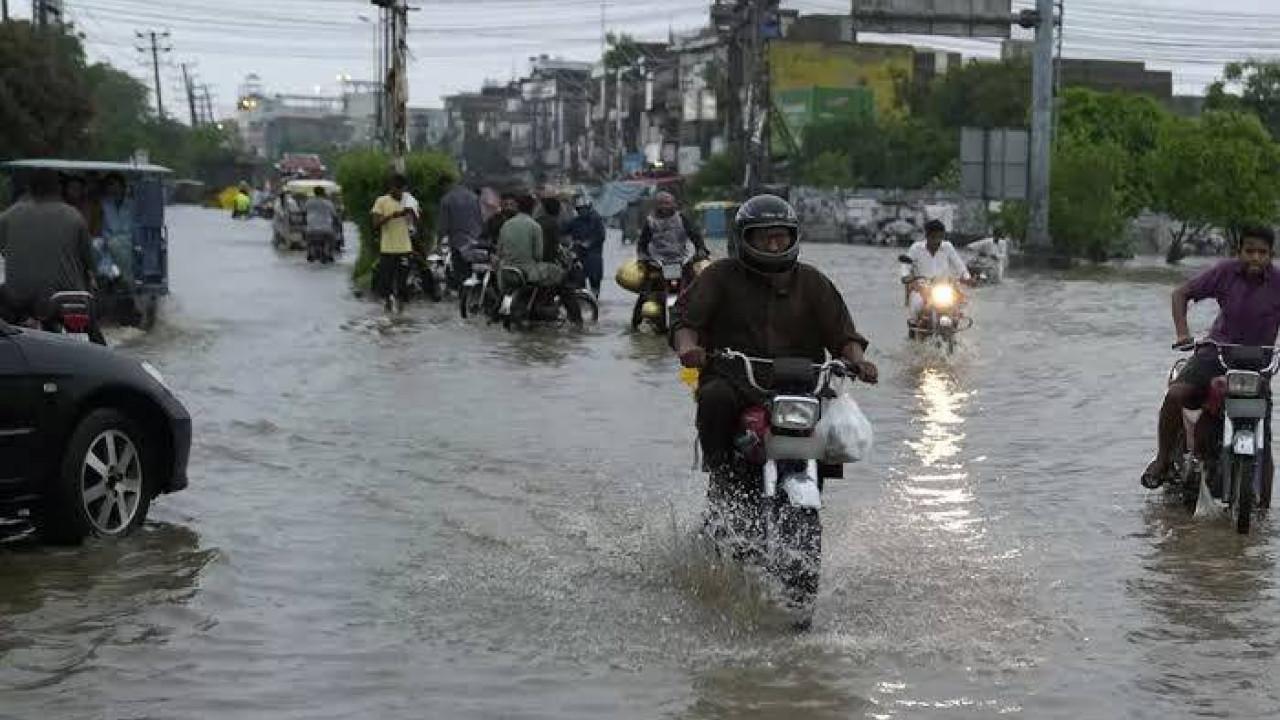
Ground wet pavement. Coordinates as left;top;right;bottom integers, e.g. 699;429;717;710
2;207;1278;719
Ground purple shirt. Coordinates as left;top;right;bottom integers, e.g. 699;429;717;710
1184;260;1280;346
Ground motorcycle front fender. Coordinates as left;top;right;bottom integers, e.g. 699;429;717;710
781;460;822;509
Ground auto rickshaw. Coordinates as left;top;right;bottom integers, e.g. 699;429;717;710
271;179;344;251
1;159;172;330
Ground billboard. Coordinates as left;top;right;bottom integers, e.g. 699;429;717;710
769;41;914;152
853;0;1012;39
961;127;1027;200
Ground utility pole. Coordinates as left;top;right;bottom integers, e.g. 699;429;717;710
136;30;172;120
181;63;199;127
742;0;774;193
1026;0;1055;252
3;0;10;23
390;0;408;170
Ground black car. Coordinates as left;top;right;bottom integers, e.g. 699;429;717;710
0;319;191;543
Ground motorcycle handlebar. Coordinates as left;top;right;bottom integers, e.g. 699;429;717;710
709;349;858;394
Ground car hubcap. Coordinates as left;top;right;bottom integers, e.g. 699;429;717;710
81;430;143;535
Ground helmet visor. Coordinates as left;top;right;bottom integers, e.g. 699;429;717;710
744;225;798;257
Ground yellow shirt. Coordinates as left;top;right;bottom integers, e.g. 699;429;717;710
372;194;413;254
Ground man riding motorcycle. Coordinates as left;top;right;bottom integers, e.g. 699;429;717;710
904;219;971;324
638;191;710;277
497;193;583;328
672;194;879;481
0;168;106;345
1142;226;1280;494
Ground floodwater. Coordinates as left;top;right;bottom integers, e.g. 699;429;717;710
2;207;1278;719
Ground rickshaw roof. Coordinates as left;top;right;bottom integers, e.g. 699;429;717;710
284;179;341;193
2;159;173;175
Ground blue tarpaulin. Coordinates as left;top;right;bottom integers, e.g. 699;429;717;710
594;182;651;219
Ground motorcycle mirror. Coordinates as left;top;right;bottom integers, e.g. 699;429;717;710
897;254;912;264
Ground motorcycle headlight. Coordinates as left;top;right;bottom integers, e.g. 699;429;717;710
771;396;821;431
930;284;956;308
1227;370;1264;397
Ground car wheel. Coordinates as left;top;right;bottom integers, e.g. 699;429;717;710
38;409;155;544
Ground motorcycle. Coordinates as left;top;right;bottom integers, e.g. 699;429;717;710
701;349;864;628
459;247;500;321
305;229;338;265
1166;340;1276;533
899;255;971;353
966;254;1002;286
632;261;685;334
496;247;599;331
422;248;450;302
1;290;99;343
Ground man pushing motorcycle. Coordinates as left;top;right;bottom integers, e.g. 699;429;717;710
1142;226;1280;497
672;194;879;481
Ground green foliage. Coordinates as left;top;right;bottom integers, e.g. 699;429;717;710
1058;88;1169;214
1150;111;1280;263
800;151;855;188
1049;134;1130;262
0;21;92;160
798;114;955;189
1206;61;1280;140
919;58;1031;129
686;150;742;206
336;150;460;287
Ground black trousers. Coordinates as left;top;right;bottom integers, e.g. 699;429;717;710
696;375;751;468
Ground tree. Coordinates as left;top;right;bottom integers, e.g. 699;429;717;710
1049;134;1130;262
1150;111;1280;263
1058;88;1169;214
919;58;1031;129
800;151;854;188
799;114;955;190
0;21;92;160
1207;61;1280;140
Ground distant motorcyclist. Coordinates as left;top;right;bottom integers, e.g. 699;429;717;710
303;186;340;263
672;194;878;478
497;193;582;327
1142;226;1280;490
904;219;971;322
0;168;105;344
565;193;606;297
638;191;709;273
233;182;252;219
438;178;484;288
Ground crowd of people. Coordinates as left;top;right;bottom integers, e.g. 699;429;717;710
366;173;608;319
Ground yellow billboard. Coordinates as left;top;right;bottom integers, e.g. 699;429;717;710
768;41;915;117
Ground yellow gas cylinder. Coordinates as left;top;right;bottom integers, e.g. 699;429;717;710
615;259;647;293
679;367;700;394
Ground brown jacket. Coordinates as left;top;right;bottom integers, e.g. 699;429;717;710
673;259;867;362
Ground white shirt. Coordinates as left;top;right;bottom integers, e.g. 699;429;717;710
906;240;970;281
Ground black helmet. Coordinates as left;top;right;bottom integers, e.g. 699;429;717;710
731;194;801;273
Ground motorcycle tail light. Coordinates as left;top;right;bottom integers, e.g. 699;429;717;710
62;313;91;332
1226;370;1264;397
771;396;821;431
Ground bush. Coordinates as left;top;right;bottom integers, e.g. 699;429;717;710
336;150;459;288
1050;135;1130;262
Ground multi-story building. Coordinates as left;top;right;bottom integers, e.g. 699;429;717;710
519;56;594;184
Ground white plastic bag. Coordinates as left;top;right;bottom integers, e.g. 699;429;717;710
818;392;873;464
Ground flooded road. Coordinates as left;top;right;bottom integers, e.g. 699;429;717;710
2;207;1279;719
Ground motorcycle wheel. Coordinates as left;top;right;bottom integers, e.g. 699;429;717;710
573;290;599;325
459;285;477;319
1233;457;1255;534
772;504;822;629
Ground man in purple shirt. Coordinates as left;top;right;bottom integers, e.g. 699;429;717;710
1143;226;1280;489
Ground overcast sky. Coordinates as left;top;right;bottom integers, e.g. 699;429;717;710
25;0;1280;120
